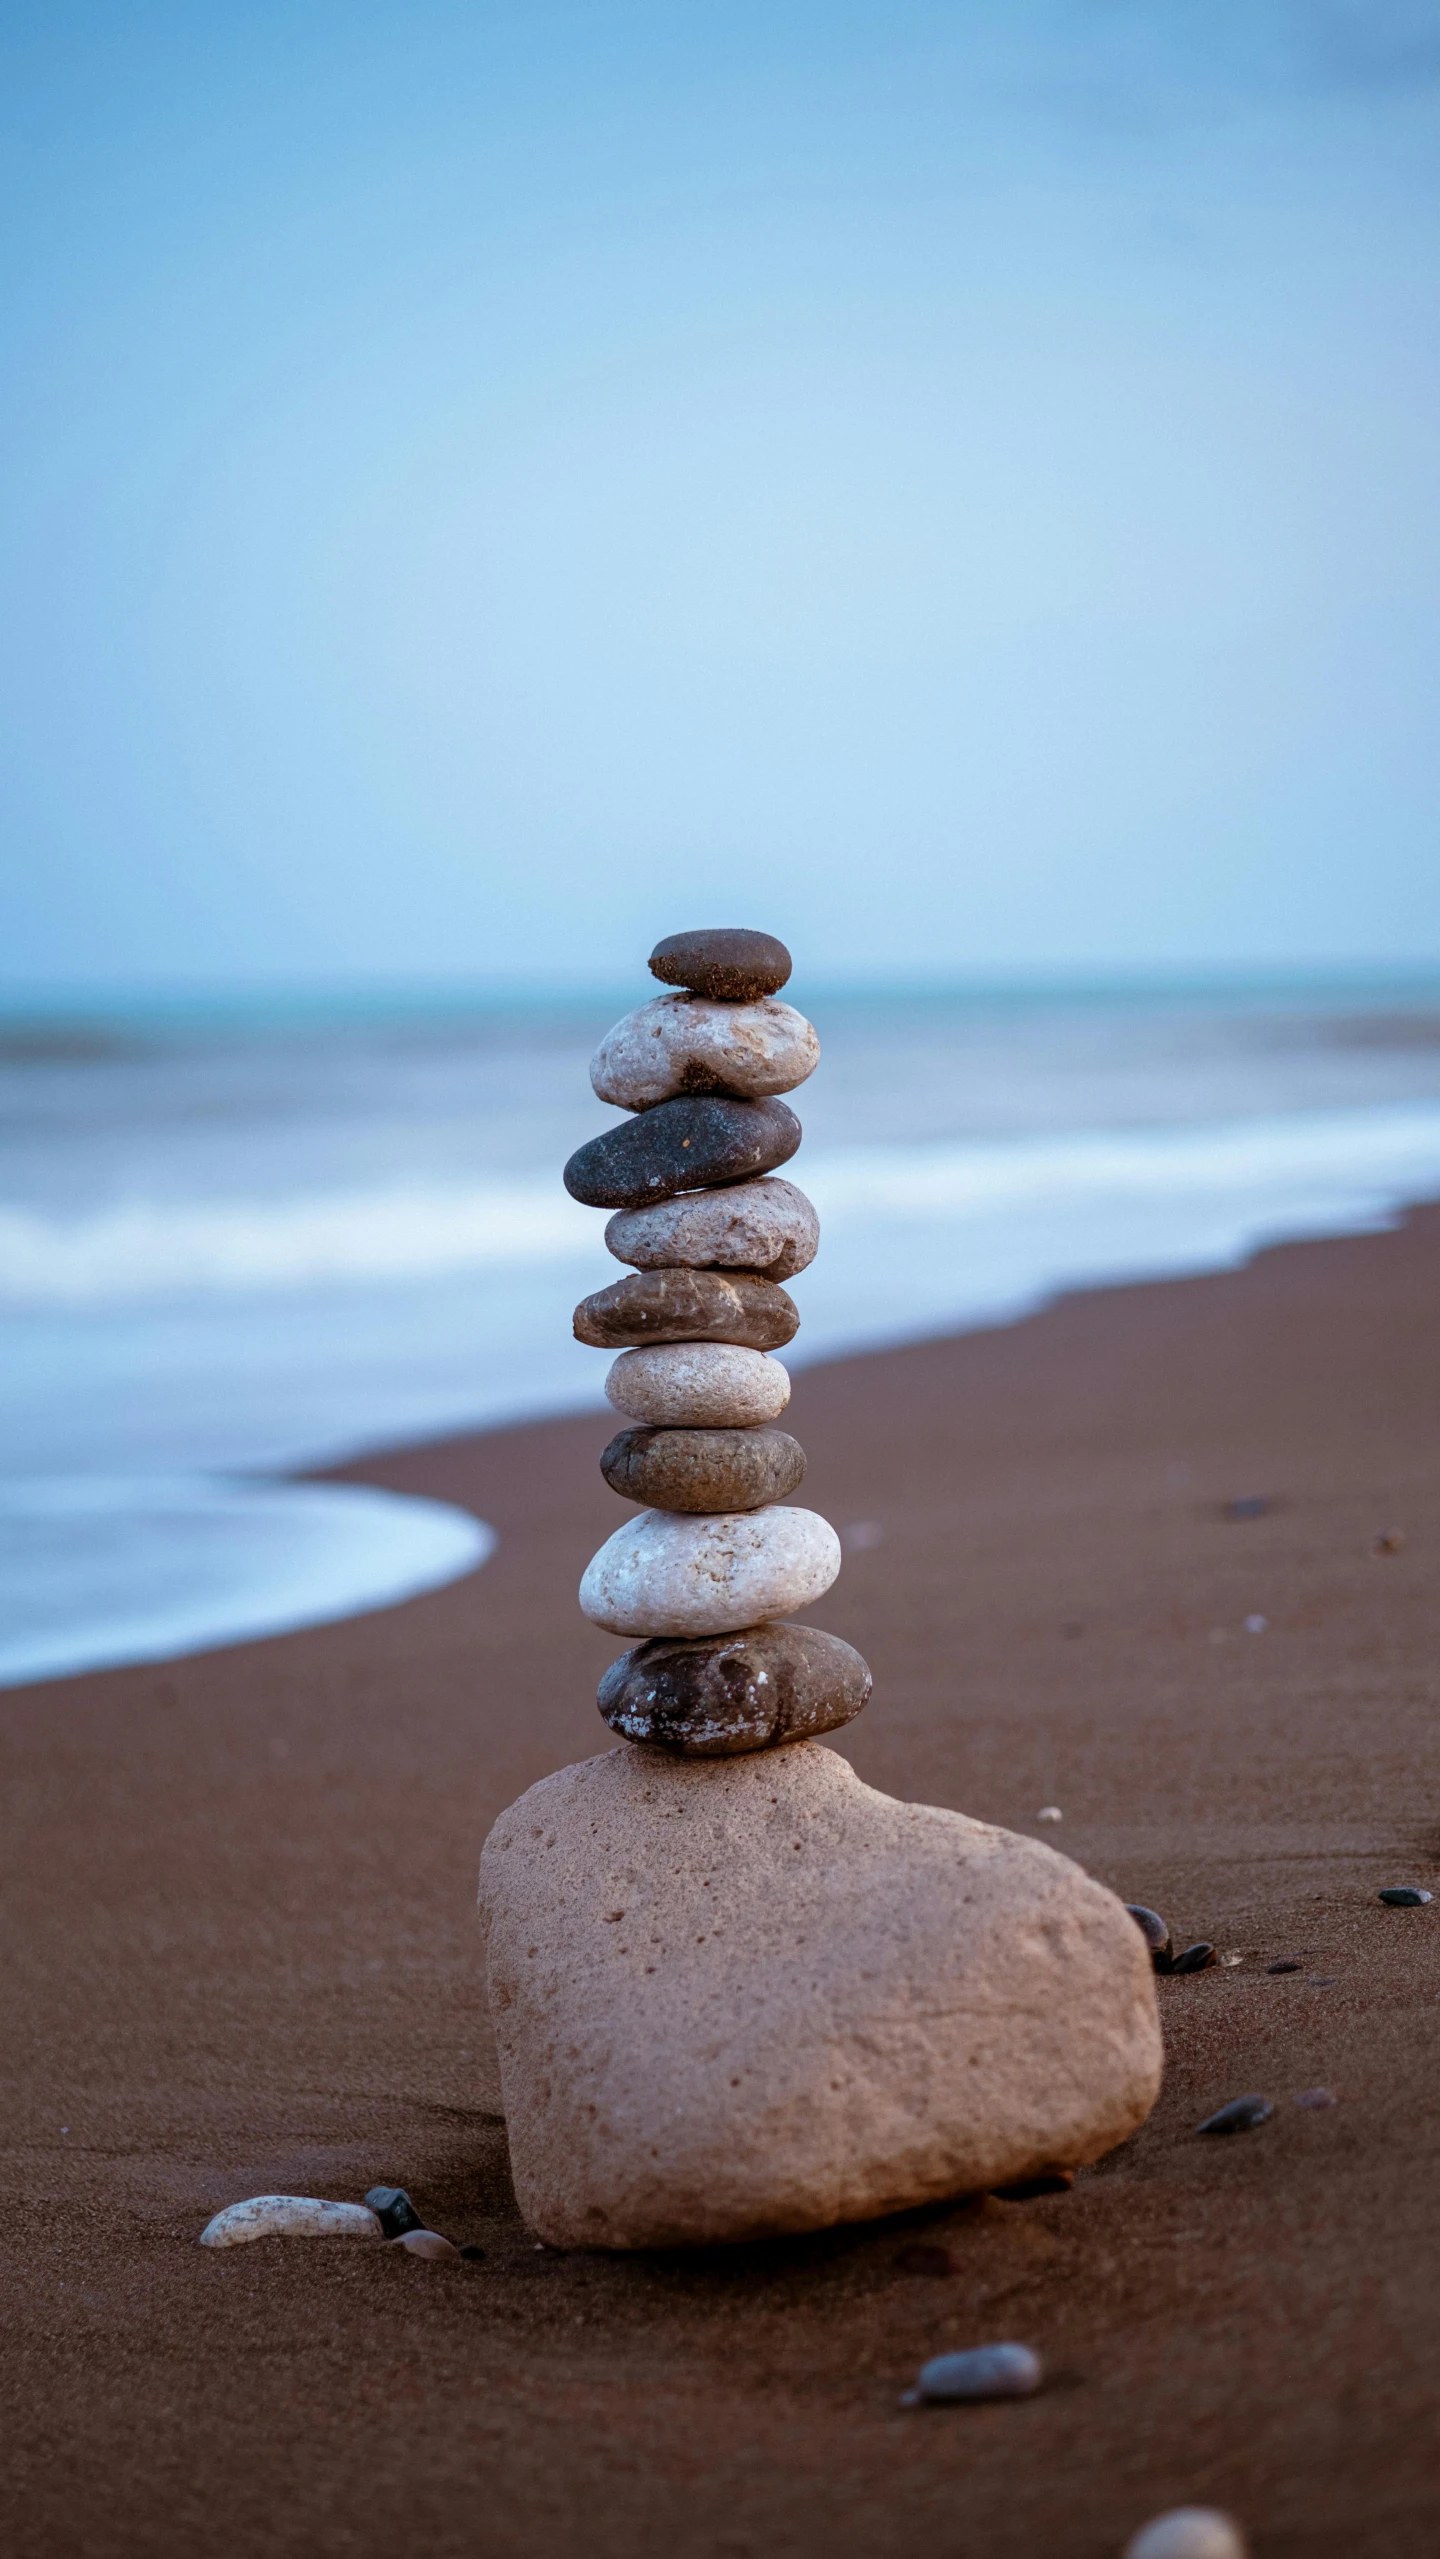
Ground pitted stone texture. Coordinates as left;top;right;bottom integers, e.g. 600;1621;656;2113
565;1094;801;1212
478;1743;1164;2248
597;1621;870;1753
575;1268;798;1353
600;1425;805;1513
605;1342;790;1429
605;1176;819;1282
591;994;819;1111
578;1505;839;1637
649;927;791;1002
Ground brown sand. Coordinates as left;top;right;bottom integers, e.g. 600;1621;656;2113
3;1211;1438;2558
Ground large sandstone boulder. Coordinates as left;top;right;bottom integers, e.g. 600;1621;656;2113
478;1742;1162;2249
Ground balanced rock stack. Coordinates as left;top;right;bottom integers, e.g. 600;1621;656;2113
477;929;1163;2252
565;926;870;1755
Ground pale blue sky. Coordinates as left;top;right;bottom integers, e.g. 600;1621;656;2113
2;1;1438;989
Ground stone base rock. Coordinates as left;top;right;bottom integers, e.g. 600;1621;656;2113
478;1743;1163;2249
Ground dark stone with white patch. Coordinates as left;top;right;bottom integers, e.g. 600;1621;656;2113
1196;2093;1273;2135
649;927;792;1002
1379;1886;1433;1906
599;1425;806;1512
563;1095;801;1212
597;1620;871;1755
575;1267;798;1352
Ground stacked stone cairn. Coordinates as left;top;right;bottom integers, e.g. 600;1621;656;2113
563;925;872;1756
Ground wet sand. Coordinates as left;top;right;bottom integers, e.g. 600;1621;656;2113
3;1209;1439;2558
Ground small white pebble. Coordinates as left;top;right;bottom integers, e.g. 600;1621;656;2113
1037;1806;1063;1824
199;2196;382;2249
1124;2508;1247;2559
392;2229;459;2260
908;2341;1042;2403
1218;1951;1243;1968
1244;1614;1267;1635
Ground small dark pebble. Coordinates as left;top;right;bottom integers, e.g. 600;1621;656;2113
991;2170;1074;2201
1307;1975;1337;1986
1266;1959;1302;1974
1197;2093;1273;2136
649;927;792;1002
1378;1886;1433;1906
458;2243;487;2260
895;2243;956;2277
365;2184;425;2239
1224;1494;1273;1520
1125;1905;1173;1971
1170;1941;1217;1974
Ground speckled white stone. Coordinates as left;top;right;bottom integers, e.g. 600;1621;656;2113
591;994;819;1110
1123;2514;1248;2559
604;1341;791;1429
198;2196;382;2248
578;1505;840;1637
604;1176;819;1280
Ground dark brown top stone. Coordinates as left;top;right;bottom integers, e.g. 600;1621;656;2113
597;1621;872;1755
575;1269;798;1353
563;1094;801;1212
599;1425;806;1512
649;929;792;1002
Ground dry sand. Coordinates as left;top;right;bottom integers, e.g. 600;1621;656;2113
2;1210;1438;2557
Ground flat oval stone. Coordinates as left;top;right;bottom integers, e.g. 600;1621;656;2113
1124;2511;1248;2559
605;1342;791;1428
198;2196;382;2248
597;1620;871;1753
1125;1904;1173;1971
591;994;819;1110
1196;2092;1272;2135
910;2343;1042;2404
564;1095;801;1212
599;1426;806;1511
578;1505;840;1637
1170;1940;1216;1974
575;1268;798;1352
1378;1885;1433;1905
605;1175;818;1281
649;927;792;1001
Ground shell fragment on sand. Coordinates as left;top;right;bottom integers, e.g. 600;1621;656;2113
575;1268;798;1352
198;2196;383;2248
579;1505;840;1638
563;1095;800;1212
648;927;792;1001
604;1342;791;1429
605;1176;819;1281
590;993;818;1110
599;1425;806;1513
905;2342;1043;2405
597;1621;871;1754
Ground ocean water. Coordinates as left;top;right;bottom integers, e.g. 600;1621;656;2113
3;978;1439;1685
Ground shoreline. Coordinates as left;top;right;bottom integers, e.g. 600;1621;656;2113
4;1210;1439;2555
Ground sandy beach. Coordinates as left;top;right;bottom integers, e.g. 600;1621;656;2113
3;1207;1438;2558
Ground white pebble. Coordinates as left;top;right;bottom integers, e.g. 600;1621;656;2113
198;2195;382;2248
1123;2510;1247;2559
909;2342;1042;2403
605;1341;790;1428
579;1506;841;1638
1244;1615;1268;1635
590;993;819;1110
1038;1806;1063;1823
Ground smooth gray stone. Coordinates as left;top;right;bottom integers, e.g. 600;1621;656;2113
597;1620;870;1754
649;927;792;1001
575;1268;799;1352
907;2343;1043;2405
599;1426;806;1512
604;1176;819;1281
564;1095;801;1212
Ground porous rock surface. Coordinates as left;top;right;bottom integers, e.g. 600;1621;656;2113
604;1341;791;1429
563;1095;800;1212
597;1620;870;1753
648;927;792;1002
599;1424;806;1513
478;1743;1164;2248
591;994;819;1111
578;1505;840;1637
575;1267;798;1352
604;1175;819;1281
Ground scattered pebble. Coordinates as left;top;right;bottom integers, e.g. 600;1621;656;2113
1307;1975;1337;1986
198;2196;382;2249
992;2170;1074;2201
1223;1496;1271;1520
1196;2094;1272;2136
391;2229;459;2260
1125;1905;1173;1971
1037;1806;1063;1824
1123;2509;1248;2559
1243;1614;1268;1635
1379;1886;1432;1906
1293;2087;1337;2109
903;2342;1043;2406
1170;1942;1217;1975
895;2242;956;2278
1266;1959;1302;1974
364;2184;426;2240
1372;1527;1407;1555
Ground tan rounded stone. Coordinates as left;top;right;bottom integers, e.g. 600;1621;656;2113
575;1268;798;1352
590;994;819;1110
578;1505;840;1637
477;1743;1164;2249
604;1176;818;1281
599;1426;805;1512
604;1342;790;1428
